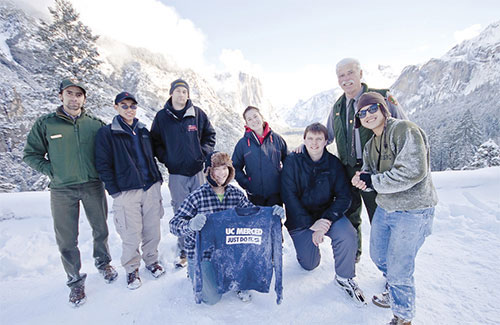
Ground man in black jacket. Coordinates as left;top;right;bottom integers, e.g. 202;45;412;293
281;123;366;306
95;92;165;290
150;79;216;268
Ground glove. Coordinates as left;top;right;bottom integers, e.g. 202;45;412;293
188;214;207;231
359;173;373;189
272;205;285;220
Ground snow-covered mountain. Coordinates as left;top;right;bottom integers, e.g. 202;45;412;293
0;1;272;192
391;20;500;170
279;21;500;170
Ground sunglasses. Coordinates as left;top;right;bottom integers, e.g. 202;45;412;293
120;104;137;110
356;103;380;119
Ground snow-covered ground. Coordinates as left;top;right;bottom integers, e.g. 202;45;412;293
0;167;499;325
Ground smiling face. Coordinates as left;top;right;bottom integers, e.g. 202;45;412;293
244;108;264;134
304;131;327;161
211;166;229;186
336;62;363;98
359;104;386;136
58;86;86;116
115;99;137;125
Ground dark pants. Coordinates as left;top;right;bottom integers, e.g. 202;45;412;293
288;217;357;278
344;163;378;257
248;193;283;207
50;180;111;288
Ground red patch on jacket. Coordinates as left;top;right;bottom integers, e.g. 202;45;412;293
187;125;198;132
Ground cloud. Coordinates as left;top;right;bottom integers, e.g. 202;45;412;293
218;49;262;75
17;0;207;70
454;24;482;43
262;64;336;108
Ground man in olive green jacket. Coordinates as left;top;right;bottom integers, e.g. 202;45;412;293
326;58;407;261
23;79;117;307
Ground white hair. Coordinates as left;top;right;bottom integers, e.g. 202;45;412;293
336;58;361;74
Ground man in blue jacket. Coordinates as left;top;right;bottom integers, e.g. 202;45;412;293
95;92;165;290
281;122;366;306
151;79;216;268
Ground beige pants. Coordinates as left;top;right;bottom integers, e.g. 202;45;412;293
112;181;164;273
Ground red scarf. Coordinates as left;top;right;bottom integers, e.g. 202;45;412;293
245;122;271;145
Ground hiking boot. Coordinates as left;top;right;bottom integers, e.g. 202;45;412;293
98;264;118;283
146;262;166;278
127;269;142;290
69;285;86;307
335;275;367;306
388;315;412;325
236;290;252;302
174;256;188;269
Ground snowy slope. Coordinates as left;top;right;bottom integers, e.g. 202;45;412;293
0;167;499;325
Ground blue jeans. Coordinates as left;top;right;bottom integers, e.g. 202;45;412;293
288;216;357;278
370;206;434;321
187;259;222;305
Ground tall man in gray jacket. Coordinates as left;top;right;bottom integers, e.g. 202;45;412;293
351;92;438;325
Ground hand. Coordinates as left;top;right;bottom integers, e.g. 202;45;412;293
292;145;304;154
351;171;367;190
309;218;331;233
312;230;326;246
272;205;285;220
188;214;207;231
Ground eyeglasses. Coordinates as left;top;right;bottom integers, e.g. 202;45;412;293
356;103;380;119
120;104;137;110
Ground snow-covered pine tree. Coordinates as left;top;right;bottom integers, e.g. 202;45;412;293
38;0;101;83
37;0;107;112
467;139;500;169
448;109;483;169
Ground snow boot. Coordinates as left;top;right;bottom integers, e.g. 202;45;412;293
174;256;188;269
127;269;142;290
98;264;118;283
373;281;391;308
388;315;412;325
146;262;166;278
69;285;86;307
335;275;367;306
373;291;390;308
236;290;252;302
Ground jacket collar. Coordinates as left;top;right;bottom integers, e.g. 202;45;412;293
111;115;145;133
164;98;195;120
56;105;85;122
300;147;328;166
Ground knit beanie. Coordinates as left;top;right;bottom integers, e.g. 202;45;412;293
169;79;190;95
355;92;391;128
204;151;235;187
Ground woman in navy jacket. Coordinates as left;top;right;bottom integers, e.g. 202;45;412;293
232;106;288;206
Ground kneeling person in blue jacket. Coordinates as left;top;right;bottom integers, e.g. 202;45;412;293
169;151;284;304
281;122;366;306
95;92;165;290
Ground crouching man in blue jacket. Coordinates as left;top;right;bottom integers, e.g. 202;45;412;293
281;122;366;306
95;92;165;290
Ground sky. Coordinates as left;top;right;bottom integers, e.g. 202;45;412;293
17;0;500;107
